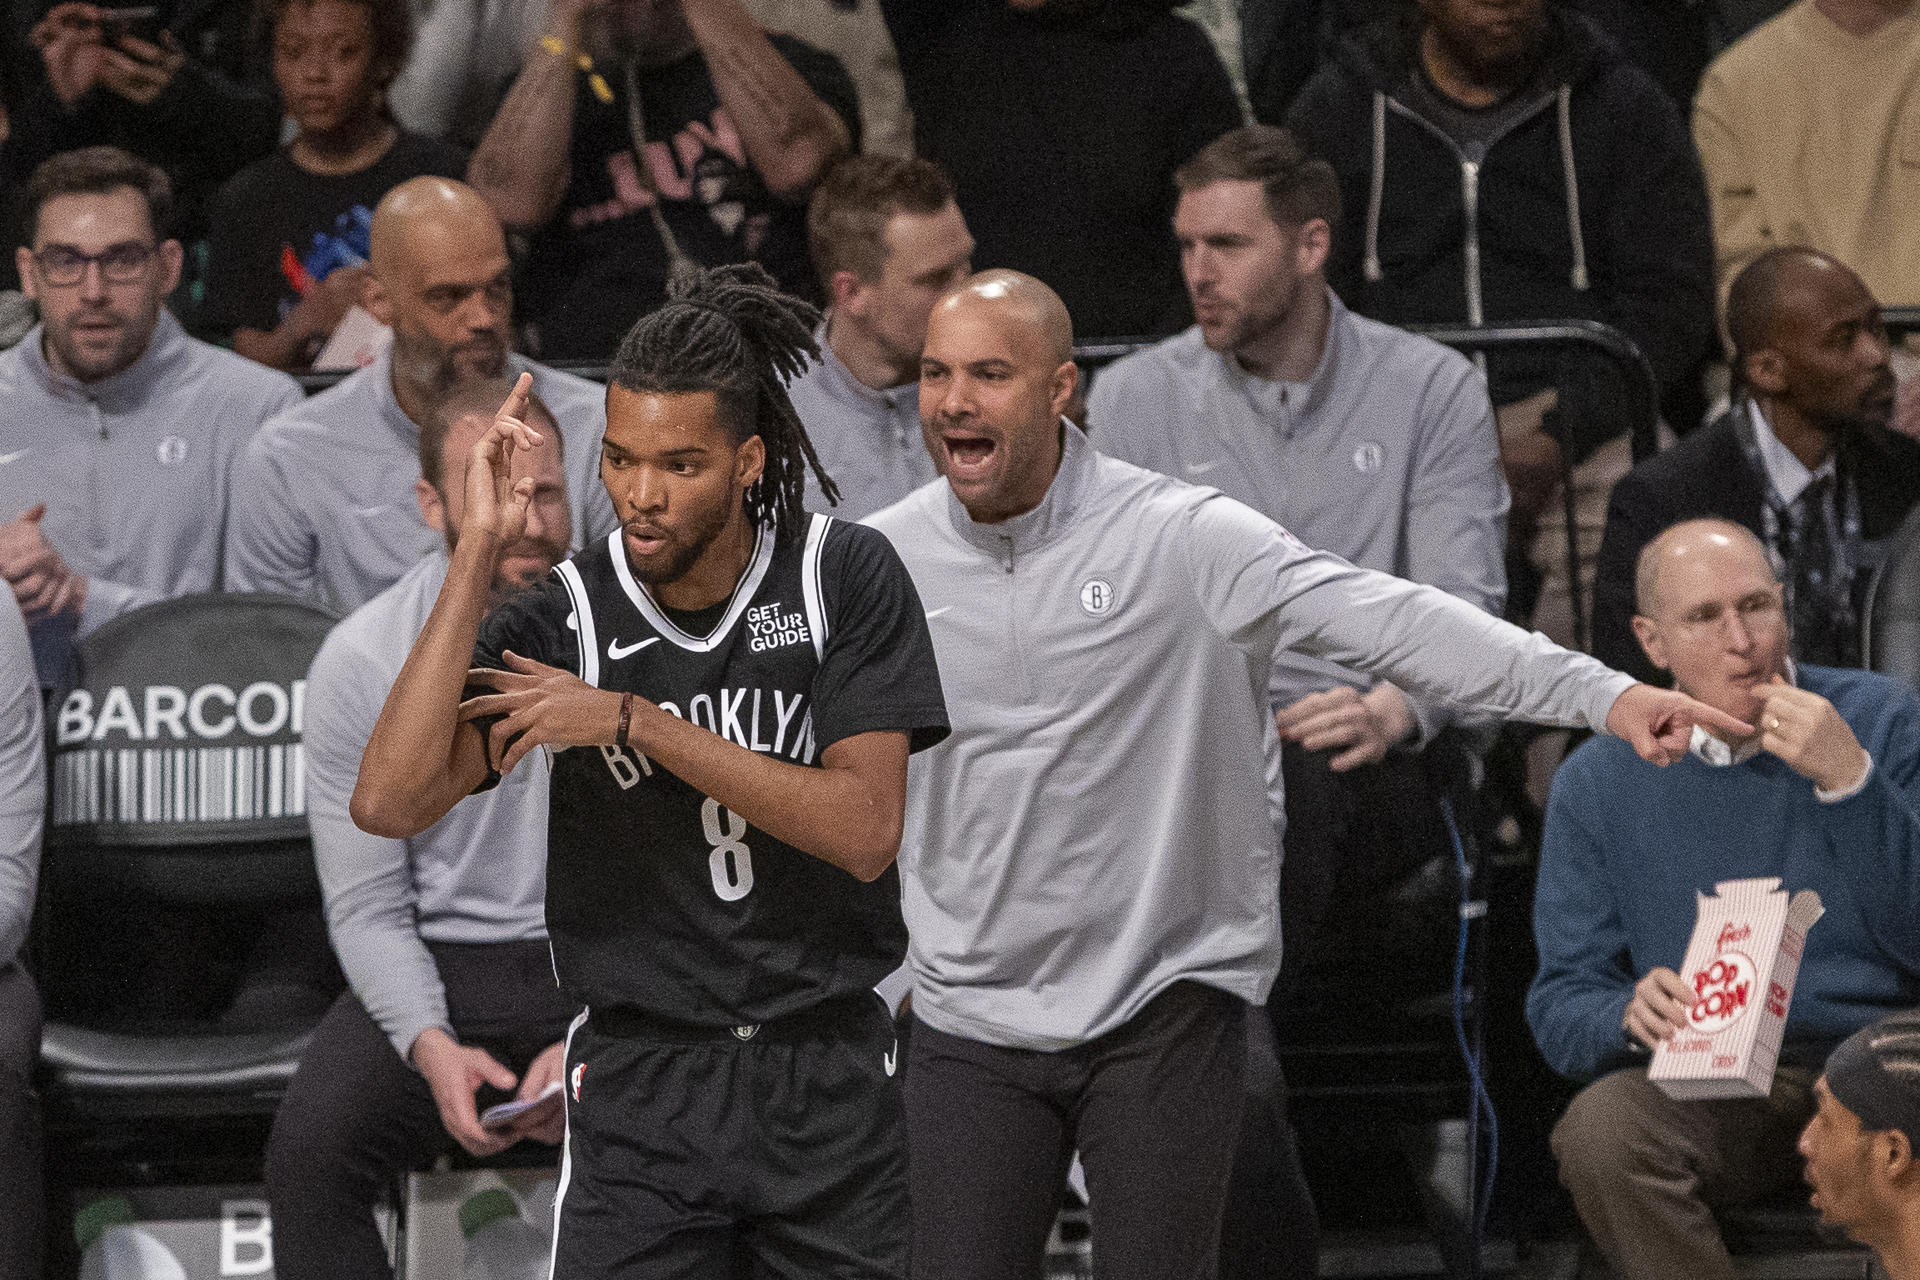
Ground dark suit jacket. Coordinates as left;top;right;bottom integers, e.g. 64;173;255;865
1592;403;1920;684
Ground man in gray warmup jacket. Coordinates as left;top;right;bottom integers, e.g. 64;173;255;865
866;270;1749;1280
264;381;578;1280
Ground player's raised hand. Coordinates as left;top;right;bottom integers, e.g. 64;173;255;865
1604;683;1753;767
460;650;626;775
1754;677;1871;794
463;372;544;545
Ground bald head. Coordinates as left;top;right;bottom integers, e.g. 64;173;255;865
363;177;515;416
370;177;506;281
1726;248;1858;367
936;269;1074;365
1636;519;1773;617
1630;517;1790;725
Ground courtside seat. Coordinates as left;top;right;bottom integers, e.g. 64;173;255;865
34;592;339;1154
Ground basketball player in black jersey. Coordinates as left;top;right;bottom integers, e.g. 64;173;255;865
354;264;948;1277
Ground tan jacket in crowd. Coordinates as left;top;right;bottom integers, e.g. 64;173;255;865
1693;0;1920;309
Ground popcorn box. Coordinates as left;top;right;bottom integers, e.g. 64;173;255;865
1649;877;1824;1100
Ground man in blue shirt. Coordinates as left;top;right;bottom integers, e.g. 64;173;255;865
1530;516;1920;1280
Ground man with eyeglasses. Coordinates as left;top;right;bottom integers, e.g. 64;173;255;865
0;145;302;685
225;176;616;618
1530;517;1920;1280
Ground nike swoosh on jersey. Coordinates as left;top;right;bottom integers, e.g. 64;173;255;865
607;636;661;660
1183;460;1219;476
883;1044;898;1077
924;606;953;620
0;450;29;465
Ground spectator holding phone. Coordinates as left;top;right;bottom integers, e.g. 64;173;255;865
205;0;465;371
16;1;280;296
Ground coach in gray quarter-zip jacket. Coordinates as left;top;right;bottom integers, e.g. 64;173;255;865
867;269;1748;1280
0;147;303;686
223;178;616;619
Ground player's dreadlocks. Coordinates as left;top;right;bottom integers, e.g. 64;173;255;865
607;262;840;532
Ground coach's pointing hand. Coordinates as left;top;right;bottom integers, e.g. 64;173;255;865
464;372;544;547
462;650;625;774
1605;684;1754;767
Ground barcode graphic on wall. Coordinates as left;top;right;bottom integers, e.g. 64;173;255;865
52;745;307;825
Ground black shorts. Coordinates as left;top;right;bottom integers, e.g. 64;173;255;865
552;995;908;1279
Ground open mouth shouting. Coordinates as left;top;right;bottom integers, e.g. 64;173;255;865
935;425;1001;486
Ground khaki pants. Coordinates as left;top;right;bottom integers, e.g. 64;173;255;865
1550;1065;1816;1280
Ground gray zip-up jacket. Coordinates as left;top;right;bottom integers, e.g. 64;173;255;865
305;552;551;1060
788;324;936;522
224;350;617;617
1089;292;1507;740
0;312;303;683
867;426;1633;1050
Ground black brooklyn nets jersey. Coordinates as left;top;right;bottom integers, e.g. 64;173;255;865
473;514;947;1026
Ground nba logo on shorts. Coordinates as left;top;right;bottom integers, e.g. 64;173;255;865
1079;579;1115;617
1352;442;1384;474
571;1061;587;1101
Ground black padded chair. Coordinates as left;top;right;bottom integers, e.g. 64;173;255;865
1864;501;1920;687
33;592;339;1172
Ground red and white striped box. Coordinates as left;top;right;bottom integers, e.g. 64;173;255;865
1649;877;1825;1100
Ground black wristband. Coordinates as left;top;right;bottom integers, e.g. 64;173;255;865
615;690;633;748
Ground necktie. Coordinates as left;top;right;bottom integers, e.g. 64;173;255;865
1787;475;1853;666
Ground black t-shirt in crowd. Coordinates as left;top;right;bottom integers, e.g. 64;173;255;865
515;35;860;362
472;515;947;1026
202;131;468;341
899;0;1241;341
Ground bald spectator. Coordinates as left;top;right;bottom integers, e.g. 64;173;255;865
224;177;614;617
0;146;301;684
1592;249;1920;684
889;0;1243;340
1532;517;1920;1280
1800;1013;1920;1280
466;0;858;359
1695;0;1920;308
788;155;972;520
